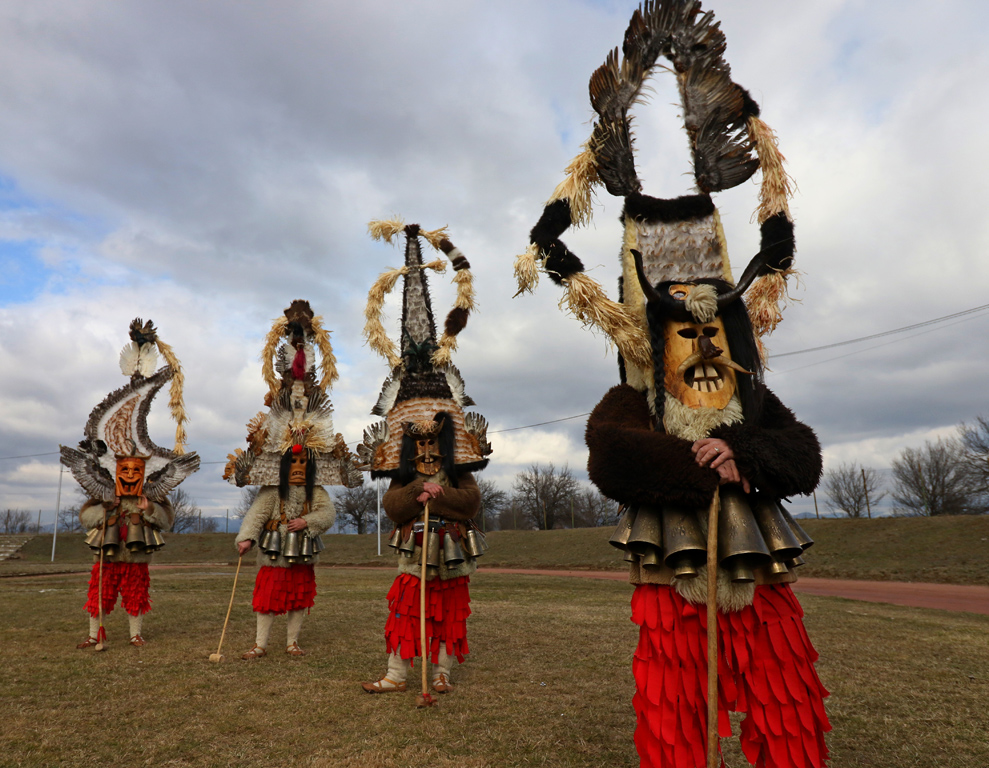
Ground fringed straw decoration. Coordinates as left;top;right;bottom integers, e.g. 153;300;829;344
562;273;652;370
421;258;447;274
418;226;450;252
548;141;600;227
363;267;407;369
746;115;800;341
513;243;541;297
261;316;289;397
368;218;406;244
309;314;338;390
432;267;476;367
155;339;188;455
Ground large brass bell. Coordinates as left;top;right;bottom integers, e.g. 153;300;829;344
662;506;705;578
84;527;103;551
101;520;120;556
283;531;302;561
387;529;402;550
425;529;441;567
627;506;662;557
311;534;324;554
751;497;804;560
717;488;771;582
609;506;635;550
299;533;315;560
265;529;282;560
258;528;274;553
462;528;481;557
442;532;465;566
779;505;814;551
125;515;147;553
145;526;165;552
397;530;415;557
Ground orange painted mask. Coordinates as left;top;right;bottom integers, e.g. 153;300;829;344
288;450;308;486
114;457;146;497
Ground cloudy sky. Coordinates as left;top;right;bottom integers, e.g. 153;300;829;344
2;0;987;523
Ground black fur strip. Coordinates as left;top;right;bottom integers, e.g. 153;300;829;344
623;192;715;224
444;306;469;337
404;224;420;237
450;254;470;271
530;199;573;246
543;240;584;284
739;87;761;120
438;238;454;253
758;214;795;273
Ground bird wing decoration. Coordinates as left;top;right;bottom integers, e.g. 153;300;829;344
60;444;116;502
144;452;202;500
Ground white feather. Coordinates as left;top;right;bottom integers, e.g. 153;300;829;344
119;342;140;376
138;345;158;377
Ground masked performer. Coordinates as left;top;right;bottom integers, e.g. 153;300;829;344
516;3;830;766
61;319;200;649
358;220;491;695
224;300;362;659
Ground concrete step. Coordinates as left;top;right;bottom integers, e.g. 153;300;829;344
0;535;34;561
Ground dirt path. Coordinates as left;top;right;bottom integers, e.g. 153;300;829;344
477;567;989;616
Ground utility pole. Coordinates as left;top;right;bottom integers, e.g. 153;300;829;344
812;490;820;519
377;478;382;556
570;497;574;529
36;509;41;535
861;468;872;518
225;509;229;534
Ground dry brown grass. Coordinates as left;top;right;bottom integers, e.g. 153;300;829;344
1;568;987;767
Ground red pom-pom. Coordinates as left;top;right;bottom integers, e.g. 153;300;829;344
292;444;302;454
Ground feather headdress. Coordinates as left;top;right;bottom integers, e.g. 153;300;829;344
223;300;362;488
359;219;491;477
60;318;200;502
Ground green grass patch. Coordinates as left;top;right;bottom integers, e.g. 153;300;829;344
0;568;987;767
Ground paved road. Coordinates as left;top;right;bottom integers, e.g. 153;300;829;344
477;567;989;616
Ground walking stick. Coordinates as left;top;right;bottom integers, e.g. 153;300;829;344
209;554;243;662
94;506;109;652
414;502;435;708
706;490;721;768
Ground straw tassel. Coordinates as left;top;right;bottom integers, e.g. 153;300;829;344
513;243;541;297
432;267;476;367
155;339;188;455
562;273;652;370
309;314;338;390
548;141;600;227
261;316;289;397
363;267;407;369
367;218;407;244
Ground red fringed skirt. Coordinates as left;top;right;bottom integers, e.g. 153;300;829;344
384;573;471;665
631;583;831;768
84;562;151;617
252;564;316;615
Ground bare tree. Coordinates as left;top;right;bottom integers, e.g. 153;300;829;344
169;488;203;533
497;500;533;531
511;463;581;530
234;486;261;519
477;477;507;532
0;509;32;534
334;483;378;534
821;463;887;518
573;486;619;528
959;415;989;495
57;503;85;533
891;437;989;516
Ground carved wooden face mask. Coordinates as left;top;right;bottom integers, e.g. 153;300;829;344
288;451;308;485
114;457;146;497
413;436;444;476
662;291;751;409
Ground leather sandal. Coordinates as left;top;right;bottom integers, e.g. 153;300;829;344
285;642;306;657
431;673;455;694
129;635;146;647
76;636;99;649
241;644;267;660
361;677;407;693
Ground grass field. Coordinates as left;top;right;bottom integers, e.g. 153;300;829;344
1;567;987;767
7;514;989;584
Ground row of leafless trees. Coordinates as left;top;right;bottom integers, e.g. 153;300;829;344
822;416;989;517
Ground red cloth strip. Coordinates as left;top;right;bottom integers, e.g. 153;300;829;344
631;583;830;768
384;573;471;665
84;562;151;617
252;564;316;615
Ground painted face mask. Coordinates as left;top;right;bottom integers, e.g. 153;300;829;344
114;457;146;497
288;450;308;486
413;435;445;477
662;285;751;410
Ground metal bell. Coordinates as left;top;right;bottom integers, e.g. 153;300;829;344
627;506;662;557
461;528;480;557
126;517;147;553
84;527;103;551
725;557;756;583
779;505;814;551
101;521;120;554
623;549;636;563
266;529;282;559
662;506;705;573
425;530;441;567
283;531;301;560
442;532;465;567
387;529;402;550
311;534;324;554
717;489;771;566
257;528;273;553
299;533;315;560
144;525;165;552
639;547;664;569
766;556;790;576
786;554;806;569
397;530;415;557
751;497;804;560
608;506;635;550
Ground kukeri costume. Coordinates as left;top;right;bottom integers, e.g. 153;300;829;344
517;3;830;766
358;220;491;695
61;319;200;649
224;300;362;658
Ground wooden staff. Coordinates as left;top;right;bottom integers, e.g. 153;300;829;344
414;502;435;708
706;490;721;768
209;554;243;662
94;505;109;652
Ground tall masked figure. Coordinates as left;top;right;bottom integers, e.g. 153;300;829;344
61;319;200;649
358;220;492;695
516;3;830;766
225;300;362;659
